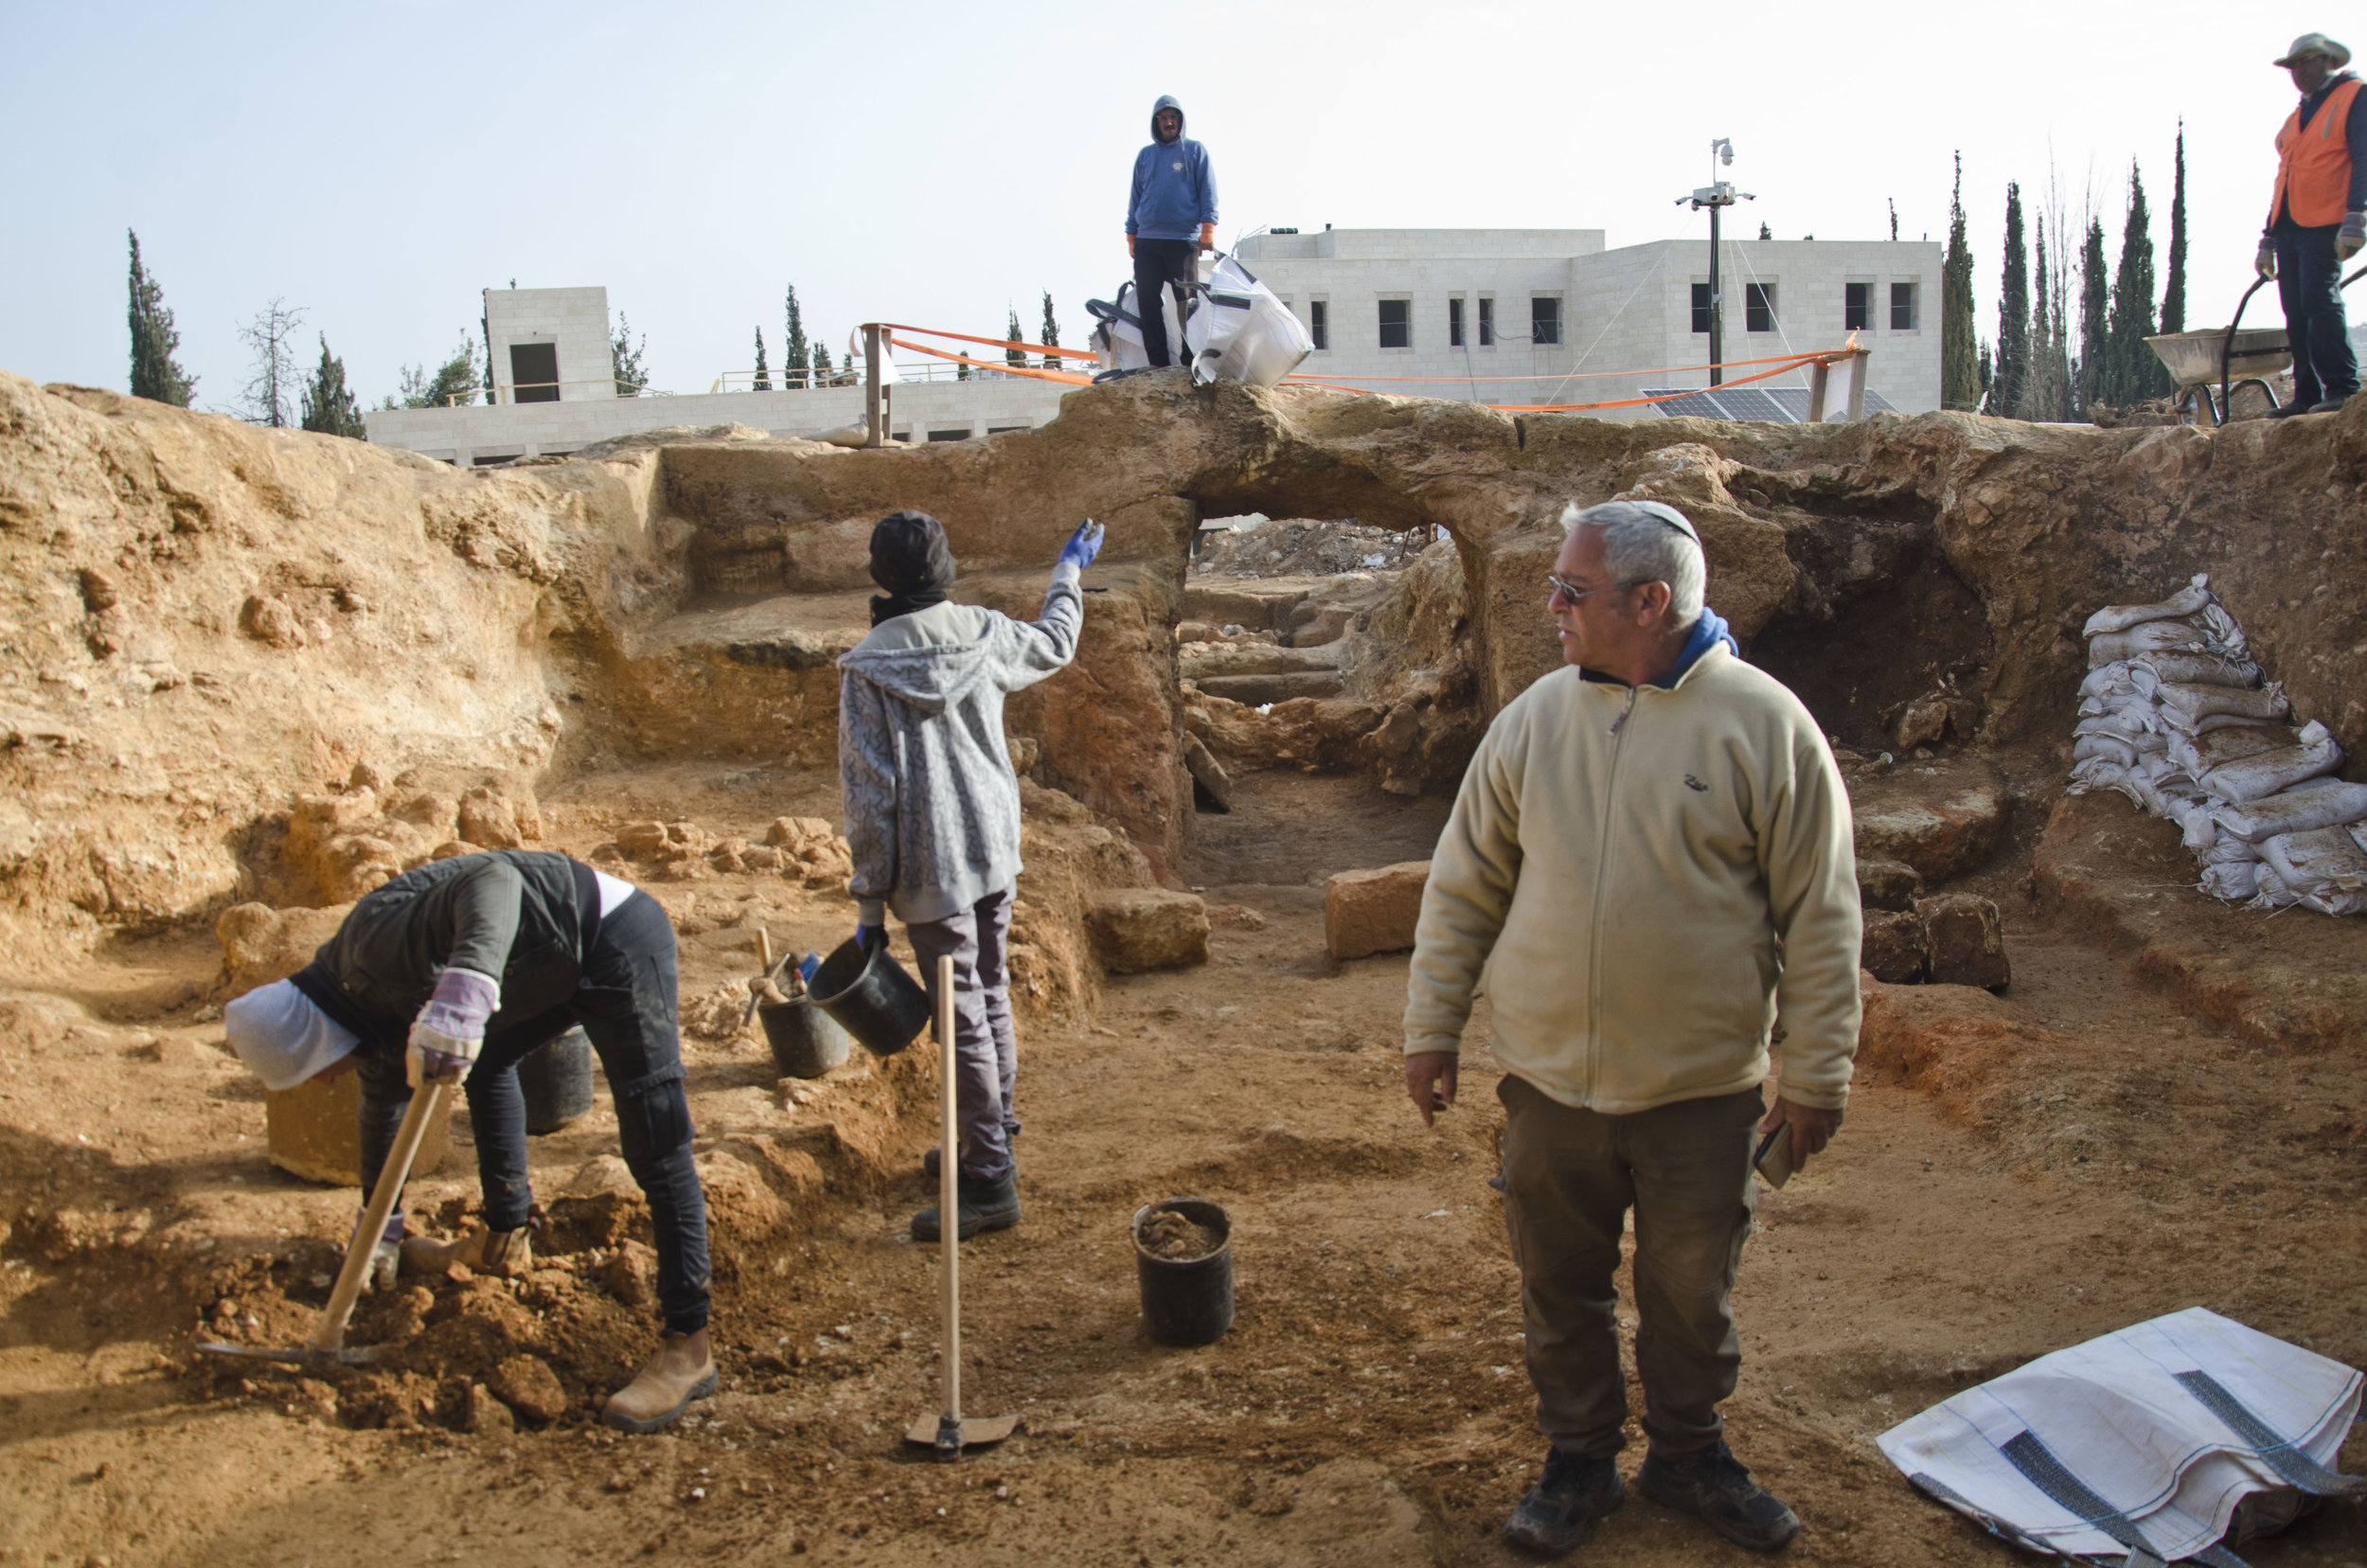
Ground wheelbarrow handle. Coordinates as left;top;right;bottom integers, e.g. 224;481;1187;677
2221;277;2276;415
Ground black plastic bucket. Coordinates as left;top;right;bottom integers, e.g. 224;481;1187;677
518;1026;596;1134
758;997;851;1078
809;936;931;1057
1133;1197;1234;1346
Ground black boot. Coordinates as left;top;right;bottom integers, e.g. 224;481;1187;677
1637;1440;1799;1551
1504;1446;1623;1556
911;1169;1021;1242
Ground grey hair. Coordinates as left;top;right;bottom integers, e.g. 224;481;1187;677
1558;499;1706;622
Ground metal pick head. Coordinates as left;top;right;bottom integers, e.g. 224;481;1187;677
197;1341;379;1369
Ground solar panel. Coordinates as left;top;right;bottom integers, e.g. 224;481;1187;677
1709;387;1787;421
1647;385;1898;422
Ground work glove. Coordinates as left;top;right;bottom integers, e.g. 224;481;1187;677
2257;243;2279;281
1127;234;1135;259
854;923;881;953
1198;223;1216;253
351;1207;404;1293
2340;212;2367;263
1058;519;1105;573
406;967;499;1088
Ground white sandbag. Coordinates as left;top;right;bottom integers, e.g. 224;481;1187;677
2201;861;2262;900
2079;661;2139;702
2157;681;2287;725
2198;602;2251;659
2089;619;2212;667
2066;757;2127;795
2081;575;2214;637
2259;825;2367;909
2133;650;2263;688
2076;691;2156;723
2248;863;2301;909
2202;833;2263;864
2073;733;2138;768
2198;722;2343;805
2209;778;2367;843
2173;798;2217;850
2169;723;2299;779
2187;710;2293;737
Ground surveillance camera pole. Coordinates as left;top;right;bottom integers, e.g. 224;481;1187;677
1676;138;1754;386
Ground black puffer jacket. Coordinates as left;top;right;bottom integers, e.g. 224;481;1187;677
291;851;602;1056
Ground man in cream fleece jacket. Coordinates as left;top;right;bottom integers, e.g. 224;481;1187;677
1404;500;1860;1557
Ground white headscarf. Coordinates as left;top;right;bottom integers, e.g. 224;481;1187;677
223;979;358;1091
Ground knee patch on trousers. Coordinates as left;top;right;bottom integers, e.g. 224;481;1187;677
616;1077;694;1168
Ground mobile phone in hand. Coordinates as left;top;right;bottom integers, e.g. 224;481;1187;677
1753;1122;1795;1189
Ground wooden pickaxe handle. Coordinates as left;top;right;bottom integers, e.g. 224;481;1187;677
308;1077;453;1353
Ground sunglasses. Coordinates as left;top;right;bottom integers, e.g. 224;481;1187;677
1546;573;1645;607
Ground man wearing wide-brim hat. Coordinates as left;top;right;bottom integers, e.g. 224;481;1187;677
2261;32;2367;417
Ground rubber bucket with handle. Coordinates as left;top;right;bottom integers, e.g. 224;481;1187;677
758;997;852;1078
809;935;931;1057
517;1026;595;1134
1133;1197;1234;1346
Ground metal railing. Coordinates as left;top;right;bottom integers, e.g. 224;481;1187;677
707;360;1059;393
441;378;668;406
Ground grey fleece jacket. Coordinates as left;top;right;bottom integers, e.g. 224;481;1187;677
838;565;1084;926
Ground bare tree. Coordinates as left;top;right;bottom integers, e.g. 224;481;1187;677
231;298;308;427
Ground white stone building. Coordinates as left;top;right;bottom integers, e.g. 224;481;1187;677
365;286;1072;467
1232;227;1942;419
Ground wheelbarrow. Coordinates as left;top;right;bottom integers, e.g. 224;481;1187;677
2148;265;2367;426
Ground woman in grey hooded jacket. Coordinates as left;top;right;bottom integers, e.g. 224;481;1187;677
837;509;1101;1238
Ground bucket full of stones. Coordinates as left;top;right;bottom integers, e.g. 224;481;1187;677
1133;1197;1234;1346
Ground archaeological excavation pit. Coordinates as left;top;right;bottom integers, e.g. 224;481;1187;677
6;369;2367;1563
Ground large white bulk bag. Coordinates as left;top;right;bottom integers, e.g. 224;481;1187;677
1187;256;1313;387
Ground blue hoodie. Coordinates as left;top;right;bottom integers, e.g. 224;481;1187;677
1577;607;1740;689
1128;95;1219;241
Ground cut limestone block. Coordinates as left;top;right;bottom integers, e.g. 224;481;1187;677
267;1068;451;1185
1918;893;2010;990
1184;733;1234;812
1326;861;1432;960
1857;859;1924;914
1850;760;2011;883
1860;910;1931;985
1087;890;1211;973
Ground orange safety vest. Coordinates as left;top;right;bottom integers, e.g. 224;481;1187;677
2269;74;2365;228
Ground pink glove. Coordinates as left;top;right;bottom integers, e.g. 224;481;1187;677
408;968;498;1087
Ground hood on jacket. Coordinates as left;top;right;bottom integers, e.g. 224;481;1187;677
840;632;1000;718
1150;95;1184;142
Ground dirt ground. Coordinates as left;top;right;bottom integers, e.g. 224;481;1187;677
6;755;2367;1567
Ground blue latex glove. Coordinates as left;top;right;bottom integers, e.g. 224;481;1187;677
855;924;881;953
1058;520;1104;573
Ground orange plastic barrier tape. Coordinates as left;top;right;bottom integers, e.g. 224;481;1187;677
1280;348;1846;384
889;337;1096;386
878;322;1101;363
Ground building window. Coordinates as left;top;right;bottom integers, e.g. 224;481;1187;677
1744;284;1777;333
508;342;561;403
1378;298;1411;349
1691;283;1713;334
1478;296;1496;347
1845;282;1872;331
926;428;973;442
1449;297;1465;347
1309;299;1328;351
1891;281;1919;330
1531;296;1562;346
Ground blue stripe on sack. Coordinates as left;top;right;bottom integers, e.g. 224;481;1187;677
2173;1370;2367;1498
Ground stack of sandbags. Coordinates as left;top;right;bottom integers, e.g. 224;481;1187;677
2068;574;2367;915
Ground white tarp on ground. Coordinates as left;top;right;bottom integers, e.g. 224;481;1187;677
1878;1308;2363;1563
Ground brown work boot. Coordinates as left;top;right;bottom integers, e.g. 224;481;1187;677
603;1328;718;1434
400;1221;532;1279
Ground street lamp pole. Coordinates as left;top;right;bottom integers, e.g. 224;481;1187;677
1676;138;1753;387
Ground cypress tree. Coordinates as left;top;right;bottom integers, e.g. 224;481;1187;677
1991;184;2029;418
1942;152;1982;410
1005;308;1026;371
298;333;366;438
2102;162;2160;405
784;284;810;387
2076;216;2109;415
2161;123;2188;338
611;312;649;397
812;338;834;380
126;229;197;406
753;327;771;390
1041;290;1062;371
384;334;484;410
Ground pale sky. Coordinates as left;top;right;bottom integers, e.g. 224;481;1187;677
0;1;2342;408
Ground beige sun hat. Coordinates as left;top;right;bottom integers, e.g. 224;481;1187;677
2275;32;2352;68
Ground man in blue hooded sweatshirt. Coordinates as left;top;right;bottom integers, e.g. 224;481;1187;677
1127;95;1219;370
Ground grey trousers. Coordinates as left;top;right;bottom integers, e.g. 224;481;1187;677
1498;1075;1761;1459
904;885;1019;1181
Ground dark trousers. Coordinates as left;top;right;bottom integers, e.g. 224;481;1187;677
2274;219;2359;407
904;885;1019;1181
359;890;712;1335
1498;1076;1761;1459
1132;237;1199;369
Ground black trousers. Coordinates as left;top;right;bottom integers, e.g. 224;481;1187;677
1132;237;1199;369
358;889;712;1334
2274;219;2360;407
